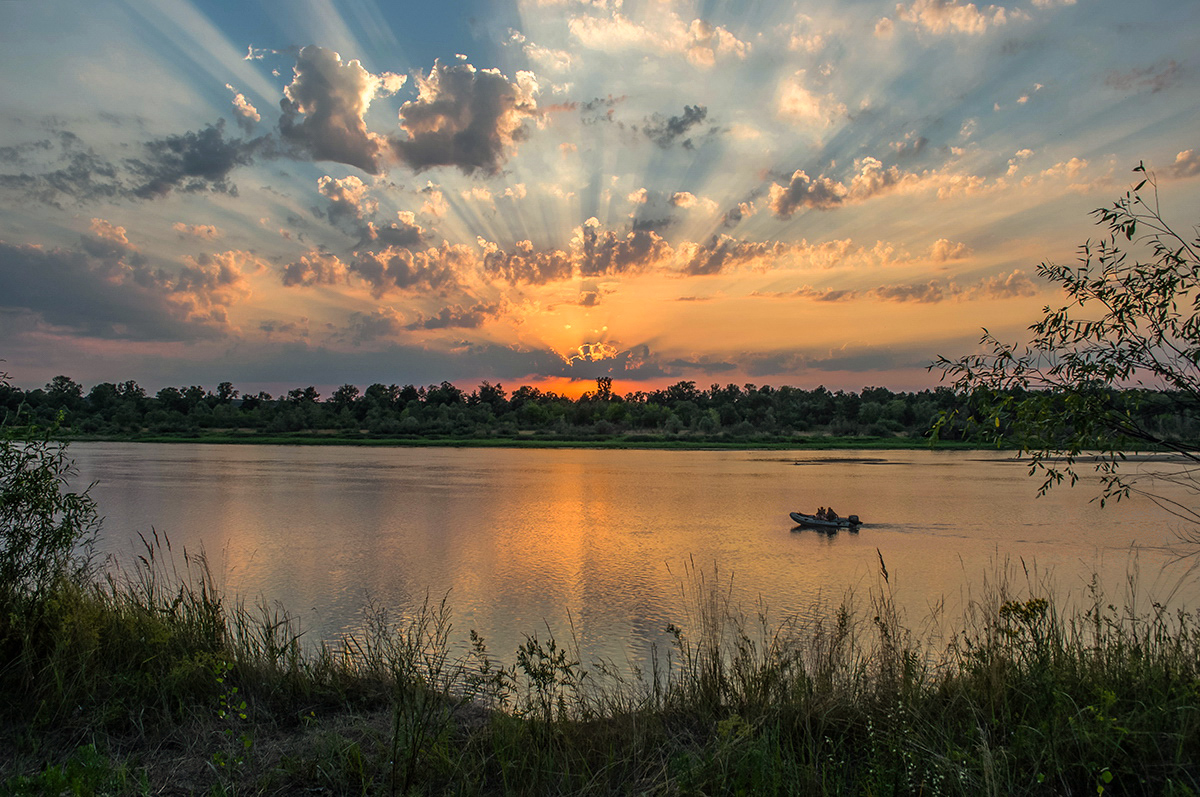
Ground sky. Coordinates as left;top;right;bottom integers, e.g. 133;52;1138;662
0;0;1197;397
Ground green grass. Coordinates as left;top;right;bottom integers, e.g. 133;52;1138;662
2;541;1198;796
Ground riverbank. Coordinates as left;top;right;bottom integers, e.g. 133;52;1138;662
62;429;985;450
3;545;1197;795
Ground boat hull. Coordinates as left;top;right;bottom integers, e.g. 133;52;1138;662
789;512;861;530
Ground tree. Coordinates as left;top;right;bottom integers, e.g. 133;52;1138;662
934;165;1200;525
0;372;99;609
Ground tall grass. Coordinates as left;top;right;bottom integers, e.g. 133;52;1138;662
2;537;1198;795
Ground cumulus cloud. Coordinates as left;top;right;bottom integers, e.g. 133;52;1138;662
679;236;777;276
279;45;403;174
670;191;718;213
768;157;970;217
573;219;673;277
364;213;425;248
171;250;263;326
392;61;538;175
281;249;350;287
350;243;473;297
768;170;847;215
480;238;574;284
893;0;1010;35
1171;149;1200;179
316;173;378;230
226;84;261;133
406;302;500;330
927;238;972;261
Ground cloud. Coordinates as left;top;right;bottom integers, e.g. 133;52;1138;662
566;12;748;67
480;238;574;284
278;45;402;174
340;306;406;343
1171;149;1200;179
171;250;262;326
281;249;350;287
173;222;223;240
316;173;378;231
643;104;709;149
670;191;718;213
405;302;500;330
927;238;972;261
778;71;846;126
766;269;1040;304
129;120;257;199
769;157;971;217
392;61;538;175
82;217;138;260
226;84;261;133
573;219;673;277
349;243;473;297
0;124;259;207
1105;61;1181;95
893;0;1009;35
0;233;256;341
363;213;425;248
768;170;847;216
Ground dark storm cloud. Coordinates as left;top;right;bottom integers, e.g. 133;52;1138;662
392;61;538;175
643;105;708;149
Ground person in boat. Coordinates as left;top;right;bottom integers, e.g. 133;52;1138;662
816;507;826;520
826;507;838;520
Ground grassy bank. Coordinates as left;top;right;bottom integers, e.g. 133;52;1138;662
62;429;984;451
2;541;1198;796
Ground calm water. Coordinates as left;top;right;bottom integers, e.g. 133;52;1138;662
68;443;1197;665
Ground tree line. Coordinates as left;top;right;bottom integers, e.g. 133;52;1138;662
2;373;1197;446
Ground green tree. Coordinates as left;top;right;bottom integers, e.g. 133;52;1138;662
935;165;1200;523
0;372;100;609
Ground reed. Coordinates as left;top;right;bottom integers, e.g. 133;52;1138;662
2;537;1199;795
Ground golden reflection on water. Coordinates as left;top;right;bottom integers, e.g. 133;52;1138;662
72;444;1197;667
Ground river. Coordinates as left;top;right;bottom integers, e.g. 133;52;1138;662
69;442;1197;667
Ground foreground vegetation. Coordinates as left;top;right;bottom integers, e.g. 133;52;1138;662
1;413;1197;795
4;532;1199;796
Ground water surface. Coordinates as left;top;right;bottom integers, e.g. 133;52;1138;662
70;443;1196;665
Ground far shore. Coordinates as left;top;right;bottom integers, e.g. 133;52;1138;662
58;431;990;451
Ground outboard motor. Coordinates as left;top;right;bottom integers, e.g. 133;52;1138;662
847;515;860;524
